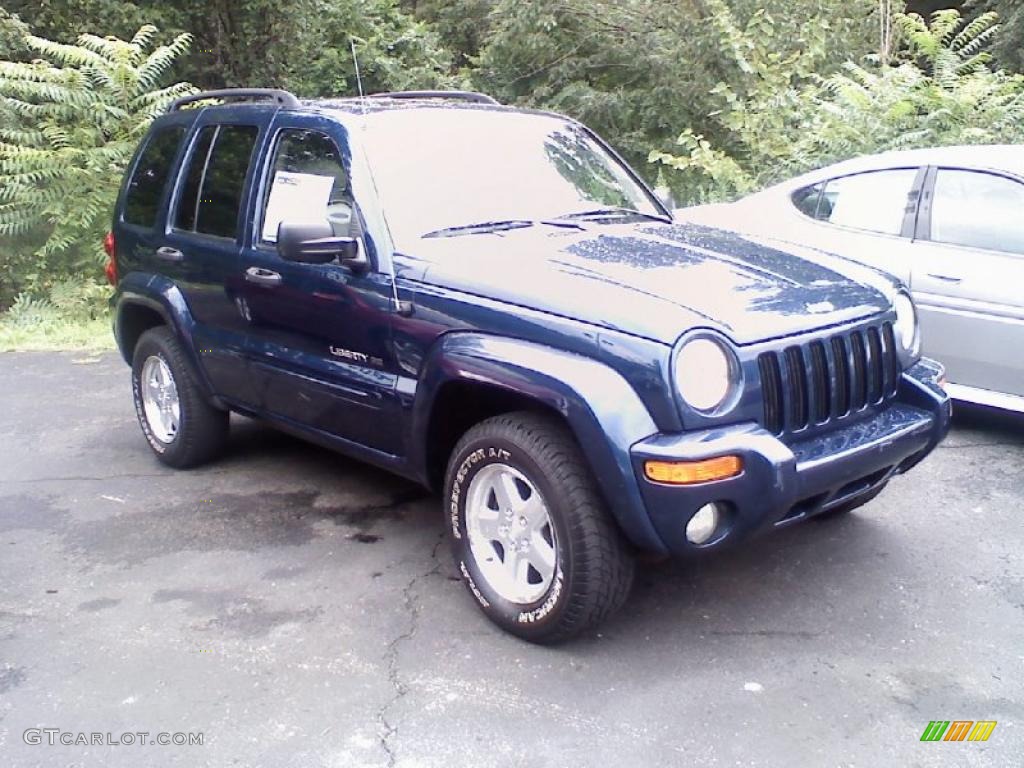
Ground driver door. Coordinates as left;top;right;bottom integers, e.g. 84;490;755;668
237;118;402;453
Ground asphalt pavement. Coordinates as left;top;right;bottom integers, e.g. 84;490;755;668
0;351;1022;767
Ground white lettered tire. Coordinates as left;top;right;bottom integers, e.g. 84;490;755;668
444;412;634;643
131;327;228;468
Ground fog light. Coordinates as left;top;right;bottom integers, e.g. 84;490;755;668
685;503;721;545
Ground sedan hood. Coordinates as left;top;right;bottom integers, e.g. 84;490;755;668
398;221;896;345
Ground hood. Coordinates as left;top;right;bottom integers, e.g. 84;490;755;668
398;221;896;345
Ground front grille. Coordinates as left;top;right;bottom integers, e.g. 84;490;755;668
758;321;900;435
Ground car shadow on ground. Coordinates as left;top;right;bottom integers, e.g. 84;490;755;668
204;406;1016;649
948;400;1024;443
220;415;426;492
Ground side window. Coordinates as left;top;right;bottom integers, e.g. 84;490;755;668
804;169;918;236
791;183;824;218
175;126;215;233
123;126;185;228
174;124;258;239
260;129;351;243
931;169;1024;255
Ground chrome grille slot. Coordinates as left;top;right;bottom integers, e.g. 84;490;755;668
758;320;901;436
849;331;867;411
759;353;784;435
808;341;830;424
784;346;808;430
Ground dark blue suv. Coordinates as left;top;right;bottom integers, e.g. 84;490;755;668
108;88;950;642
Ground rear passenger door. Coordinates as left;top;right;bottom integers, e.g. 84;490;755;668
236;115;402;454
160;106;275;405
910;167;1024;398
115;117;190;286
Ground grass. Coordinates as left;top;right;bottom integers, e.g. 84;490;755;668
0;311;115;352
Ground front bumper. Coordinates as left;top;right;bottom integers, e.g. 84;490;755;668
630;359;950;557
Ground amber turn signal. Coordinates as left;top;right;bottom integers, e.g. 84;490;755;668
644;455;743;485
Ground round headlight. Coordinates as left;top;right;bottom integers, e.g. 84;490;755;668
674;336;737;413
893;292;920;356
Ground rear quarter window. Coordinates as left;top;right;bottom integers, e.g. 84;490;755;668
791;183;825;218
123;126;185;228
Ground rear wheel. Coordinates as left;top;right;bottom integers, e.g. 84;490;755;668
445;412;634;643
131;327;228;468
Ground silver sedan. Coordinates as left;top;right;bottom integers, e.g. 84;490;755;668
677;145;1024;412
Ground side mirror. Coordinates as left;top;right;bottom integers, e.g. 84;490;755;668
277;220;367;271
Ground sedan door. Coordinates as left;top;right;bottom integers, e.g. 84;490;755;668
910;166;1024;402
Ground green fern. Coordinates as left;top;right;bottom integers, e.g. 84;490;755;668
5;292;57;328
0;24;195;306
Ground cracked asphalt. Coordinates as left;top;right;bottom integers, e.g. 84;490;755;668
1;351;1022;767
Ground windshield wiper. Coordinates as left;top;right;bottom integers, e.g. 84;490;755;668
423;219;583;239
555;207;672;224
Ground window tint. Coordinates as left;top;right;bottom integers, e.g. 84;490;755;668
174;126;215;233
123;126;184;228
174;124;258;239
791;183;824;218
799;169;918;235
931;169;1024;255
261;129;351;242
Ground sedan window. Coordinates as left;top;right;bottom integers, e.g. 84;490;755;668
792;169;918;236
791;183;824;218
931;169;1024;256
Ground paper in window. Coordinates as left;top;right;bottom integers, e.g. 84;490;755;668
261;171;335;242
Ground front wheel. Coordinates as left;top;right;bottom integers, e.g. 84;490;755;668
445;412;634;643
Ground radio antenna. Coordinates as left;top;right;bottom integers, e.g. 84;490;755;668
350;38;366;113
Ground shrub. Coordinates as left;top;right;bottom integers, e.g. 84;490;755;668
0;24;194;307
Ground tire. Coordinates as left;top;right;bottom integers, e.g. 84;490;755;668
444;411;635;643
131;326;228;468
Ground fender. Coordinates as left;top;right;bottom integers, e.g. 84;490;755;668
411;332;669;554
113;272;221;406
895;358;952;467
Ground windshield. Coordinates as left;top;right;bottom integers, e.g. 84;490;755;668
359;109;663;248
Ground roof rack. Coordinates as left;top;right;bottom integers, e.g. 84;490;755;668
168;88;300;112
371;90;499;105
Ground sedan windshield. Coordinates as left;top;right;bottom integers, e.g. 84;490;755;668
359;109;664;248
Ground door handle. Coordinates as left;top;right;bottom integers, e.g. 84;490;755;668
926;273;963;284
155;246;184;262
244;266;283;287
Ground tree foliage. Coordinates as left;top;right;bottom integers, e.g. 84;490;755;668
651;7;1024;202
4;0;456;94
0;23;194;304
473;0;879;175
2;1;1024;316
968;0;1024;71
282;0;456;97
402;0;494;69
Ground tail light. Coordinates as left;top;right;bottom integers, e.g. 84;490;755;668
103;231;118;285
